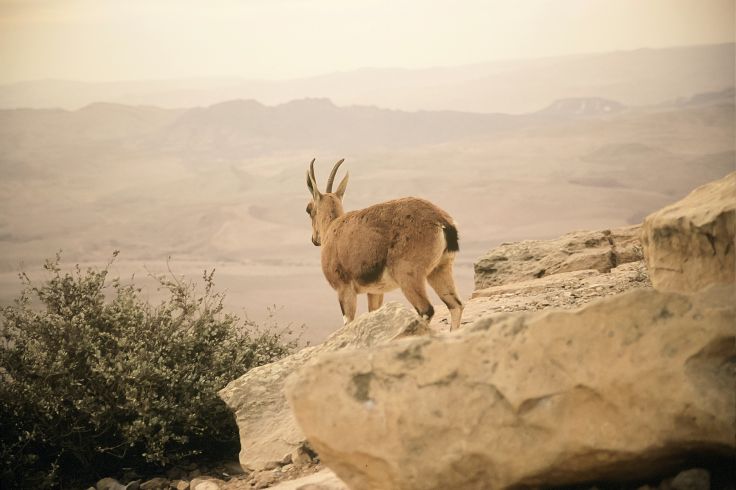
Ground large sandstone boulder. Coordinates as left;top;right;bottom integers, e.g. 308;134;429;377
641;171;735;293
218;303;427;470
474;225;643;290
286;285;736;490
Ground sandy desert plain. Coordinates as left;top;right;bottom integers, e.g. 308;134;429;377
0;44;733;343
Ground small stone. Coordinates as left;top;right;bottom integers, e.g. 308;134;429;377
126;481;141;490
192;481;220;490
281;464;294;472
670;468;710;490
188;470;201;479
280;453;293;466
97;477;127;490
291;446;313;468
252;471;277;490
190;478;225;490
262;460;280;471
170;480;189;490
140;478;170;490
188;478;206;488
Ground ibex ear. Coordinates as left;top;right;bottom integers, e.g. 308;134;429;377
335;172;349;199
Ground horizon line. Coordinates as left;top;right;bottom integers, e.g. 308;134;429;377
1;40;733;87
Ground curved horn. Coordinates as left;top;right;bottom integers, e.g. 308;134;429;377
307;158;321;198
309;158;317;186
326;158;345;193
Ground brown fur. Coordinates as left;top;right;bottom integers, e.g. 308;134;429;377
307;160;464;330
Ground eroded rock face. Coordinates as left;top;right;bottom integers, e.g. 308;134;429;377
286;285;736;490
474;225;643;290
641;171;736;293
218;303;427;470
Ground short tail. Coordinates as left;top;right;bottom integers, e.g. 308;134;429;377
443;224;460;252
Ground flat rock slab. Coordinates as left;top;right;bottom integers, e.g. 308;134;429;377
473;225;642;290
287;285;736;490
434;261;651;332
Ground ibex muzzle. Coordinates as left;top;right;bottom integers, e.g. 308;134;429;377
306;158;464;331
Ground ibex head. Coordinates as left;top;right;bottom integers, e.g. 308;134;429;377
306;158;349;246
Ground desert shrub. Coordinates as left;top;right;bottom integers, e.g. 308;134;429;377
0;252;297;488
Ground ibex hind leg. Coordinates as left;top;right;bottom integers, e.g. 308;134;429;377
427;259;464;331
338;287;357;325
367;293;384;312
398;278;434;323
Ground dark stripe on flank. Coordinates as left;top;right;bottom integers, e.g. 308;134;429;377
357;259;385;285
444;225;460;252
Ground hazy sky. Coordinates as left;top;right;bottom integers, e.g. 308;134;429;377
0;0;733;84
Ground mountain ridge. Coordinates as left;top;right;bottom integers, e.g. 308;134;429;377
1;88;731;160
1;43;732;113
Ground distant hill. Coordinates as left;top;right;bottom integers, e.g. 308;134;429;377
666;86;735;108
0;43;732;114
156;98;518;155
537;98;626;117
0;98;513;161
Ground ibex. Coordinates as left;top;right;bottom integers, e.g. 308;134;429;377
306;158;464;331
